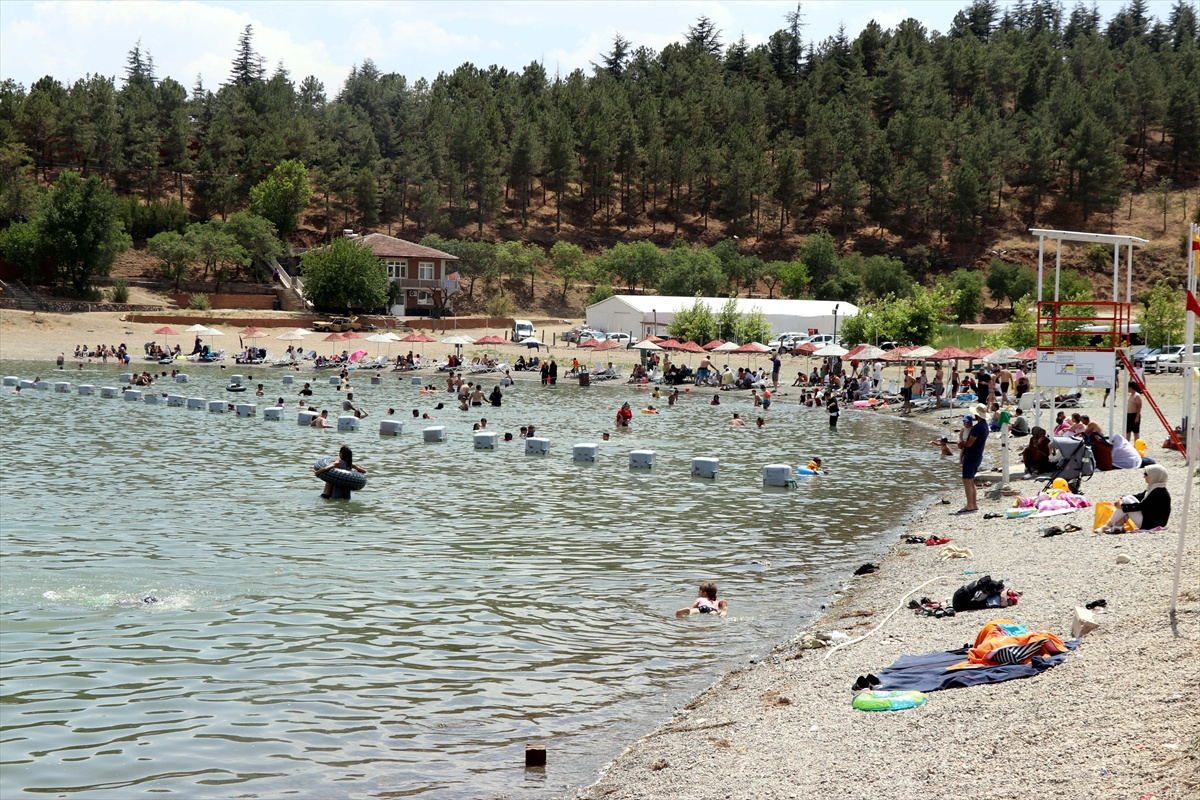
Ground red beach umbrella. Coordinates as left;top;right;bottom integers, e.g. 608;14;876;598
154;326;180;336
475;335;506;345
701;339;725;350
658;339;686;350
928;346;971;361
967;346;994;359
400;332;437;343
578;338;602;348
1015;346;1039;360
593;339;622;352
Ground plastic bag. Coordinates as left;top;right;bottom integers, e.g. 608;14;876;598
1093;501;1117;531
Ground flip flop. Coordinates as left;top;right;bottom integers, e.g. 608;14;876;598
925;537;952;546
953;508;978;515
1085;599;1107;610
1063;524;1082;533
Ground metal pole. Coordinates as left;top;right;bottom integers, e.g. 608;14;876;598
1125;243;1133;304
1053;238;1061;301
1037;235;1045;302
1000;421;1010;488
1112;243;1119;303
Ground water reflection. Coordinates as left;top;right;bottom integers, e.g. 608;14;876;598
0;361;950;797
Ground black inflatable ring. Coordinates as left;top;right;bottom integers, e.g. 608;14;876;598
314;456;367;491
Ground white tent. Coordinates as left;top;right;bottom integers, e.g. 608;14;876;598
585;295;857;341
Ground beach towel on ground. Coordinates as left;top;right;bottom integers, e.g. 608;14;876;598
948;619;1070;670
875;640;1078;693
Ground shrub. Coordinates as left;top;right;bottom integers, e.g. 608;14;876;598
188;293;212;310
109;278;130;303
117;196;189;240
586;283;614;308
485;291;512;319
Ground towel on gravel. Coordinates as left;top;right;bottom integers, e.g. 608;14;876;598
875;640;1078;692
939;545;974;560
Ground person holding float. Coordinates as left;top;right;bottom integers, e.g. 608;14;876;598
314;445;367;500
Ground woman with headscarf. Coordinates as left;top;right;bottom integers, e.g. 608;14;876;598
1021;426;1054;475
1096;464;1171;533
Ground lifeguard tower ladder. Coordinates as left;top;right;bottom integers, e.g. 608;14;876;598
1029;229;1185;455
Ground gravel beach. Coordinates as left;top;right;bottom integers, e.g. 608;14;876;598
580;395;1198;800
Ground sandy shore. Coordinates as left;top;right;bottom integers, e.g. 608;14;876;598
579;391;1199;800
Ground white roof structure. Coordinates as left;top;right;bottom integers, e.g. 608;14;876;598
586;295;857;339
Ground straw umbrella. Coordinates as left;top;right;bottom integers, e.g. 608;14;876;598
983;347;1018;365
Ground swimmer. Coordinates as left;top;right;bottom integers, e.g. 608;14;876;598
729;413;745;426
504;432;514;442
255;383;265;396
931;436;954;457
644;405;659;414
602;432;611;441
676;581;727;618
115;595;160;607
756;416;765;428
616;401;633;427
806;456;825;472
711;394;720;405
310;410;332;428
314;444;366;499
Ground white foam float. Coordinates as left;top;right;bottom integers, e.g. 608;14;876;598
474;431;497;449
691;457;719;479
263;406;283;421
236;403;256;417
629;450;656;469
525;437;550;455
423;426;446;443
379;419;402;436
573;444;598;462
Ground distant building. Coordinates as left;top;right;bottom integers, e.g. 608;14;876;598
585;295;857;340
359;233;460;317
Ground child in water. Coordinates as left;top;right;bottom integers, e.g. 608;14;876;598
676;581;728;617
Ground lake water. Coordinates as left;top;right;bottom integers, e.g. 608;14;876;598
0;361;950;798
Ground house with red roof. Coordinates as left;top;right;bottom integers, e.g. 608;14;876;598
358;233;460;316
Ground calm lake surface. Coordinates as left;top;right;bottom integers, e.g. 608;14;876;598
0;360;951;798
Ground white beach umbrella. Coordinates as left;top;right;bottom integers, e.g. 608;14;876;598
632;339;664;351
983;347;1019;365
906;345;937;359
441;334;476;345
812;343;849;358
276;330;308;341
184;323;210;333
712;341;741;352
201;327;225;336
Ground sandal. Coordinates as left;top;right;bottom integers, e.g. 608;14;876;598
1063;524;1082;533
1085;599;1107;610
953;508;978;515
926;537;952;546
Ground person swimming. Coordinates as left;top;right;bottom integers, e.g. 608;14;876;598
676;582;727;617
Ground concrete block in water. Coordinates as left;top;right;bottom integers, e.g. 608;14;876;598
186;397;206;409
100;386;119;398
174;374;189;383
236;403;256;417
573;443;598;462
281;375;294;385
207;400;227;413
762;464;793;487
525;437;550;455
124;389;142;402
370;375;382;386
329;376;341;386
298;410;319;426
691;457;719;479
19;380;34;390
423;426;446;443
337;415;359;431
55;382;70;393
411;377;423;386
263;406;283;421
474;431;497;449
379;419;403;436
35;381;51;391
143;393;163;405
629;450;656;469
167;394;186;407
119;372;133;383
2;376;17;386
78;384;94;396
230;374;243;385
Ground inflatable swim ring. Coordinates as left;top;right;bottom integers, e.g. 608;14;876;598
314;456;367;491
796;467;825;476
642;409;659;414
852;690;926;711
227;384;247;392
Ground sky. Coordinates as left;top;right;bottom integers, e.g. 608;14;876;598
0;1;1182;94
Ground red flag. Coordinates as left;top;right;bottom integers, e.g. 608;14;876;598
1188;290;1200;317
1192;232;1200;251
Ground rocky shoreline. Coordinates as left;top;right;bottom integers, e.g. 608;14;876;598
578;397;1198;800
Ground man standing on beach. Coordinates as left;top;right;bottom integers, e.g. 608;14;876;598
771;354;781;390
1126;384;1142;440
956;403;989;514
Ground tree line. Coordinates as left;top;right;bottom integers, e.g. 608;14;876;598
1;0;1198;253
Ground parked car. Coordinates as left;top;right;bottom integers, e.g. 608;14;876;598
607;332;632;344
561;326;599;344
512;319;535;341
312;316;362;333
1131;347;1162;368
799;334;838;347
767;332;807;350
1147;344;1199;373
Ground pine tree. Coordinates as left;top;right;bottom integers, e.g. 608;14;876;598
229;25;265;87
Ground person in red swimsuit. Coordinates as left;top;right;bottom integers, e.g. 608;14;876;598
615;401;633;427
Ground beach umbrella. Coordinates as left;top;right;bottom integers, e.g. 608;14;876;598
593;339;621;352
852;345;887;361
441;334;476;345
400;332;437;344
677;341;706;354
632;338;664;351
238;326;266;337
812;343;849;358
643;334;666;343
793;342;819;355
701;339;725;350
276;330;308;341
366;332;397;358
1015;346;1039;360
905;345;937;360
928;346;971;361
844;344;869;359
983;347;1018;365
201;326;225;337
322;332;346;357
154;326;179;336
713;341;741;352
577;337;602;348
967;346;995;359
475;334;506;345
184;323;209;333
349;349;368;362
658;339;687;351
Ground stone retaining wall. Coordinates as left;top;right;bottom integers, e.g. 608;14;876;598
0;298;165;313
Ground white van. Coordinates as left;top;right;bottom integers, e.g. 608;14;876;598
512;320;535;341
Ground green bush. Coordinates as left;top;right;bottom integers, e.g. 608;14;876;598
117;196;189;240
586;283;614;308
109;278;130;303
188;292;212;310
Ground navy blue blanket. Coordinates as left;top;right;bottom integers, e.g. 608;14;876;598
876;640;1079;692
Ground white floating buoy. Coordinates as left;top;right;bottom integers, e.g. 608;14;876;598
379;419;403;436
167;394;186;407
298;410;319;426
78;384;94;396
2;376;17;386
337;415;359;431
230;374;243;385
525;437;550;455
236;403;256;417
175;374;189;383
100;386;119;398
54;382;70;393
329;376;341;386
187;397;206;409
207;400;227;413
629;450;656;469
35;380;51;391
143;393;163;405
411;377;423;386
282;375;294;385
370;376;382;386
475;431;498;449
263;406;283;421
691;457;720;479
573;443;599;462
19;379;34;390
763;464;793;487
119;372;133;383
423;425;446;443
124;389;142;402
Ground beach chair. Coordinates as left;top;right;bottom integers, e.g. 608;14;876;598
1017;393;1036;413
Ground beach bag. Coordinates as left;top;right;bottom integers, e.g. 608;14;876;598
1093;502;1117;531
953;575;1007;611
1090;435;1114;471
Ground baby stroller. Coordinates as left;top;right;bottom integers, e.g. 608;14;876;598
1045;436;1095;492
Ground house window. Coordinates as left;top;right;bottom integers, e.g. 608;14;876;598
416;291;434;305
386;259;407;279
418;261;435;281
